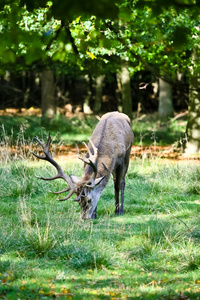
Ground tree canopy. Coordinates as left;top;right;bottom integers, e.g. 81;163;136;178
1;0;200;79
1;0;200;152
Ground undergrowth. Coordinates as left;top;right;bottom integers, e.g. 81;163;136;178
1;112;187;145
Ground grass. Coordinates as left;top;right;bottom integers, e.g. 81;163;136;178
132;113;187;146
1;114;200;299
0;111;187;145
0;114;98;145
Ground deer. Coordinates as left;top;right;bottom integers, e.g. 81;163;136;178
31;111;134;219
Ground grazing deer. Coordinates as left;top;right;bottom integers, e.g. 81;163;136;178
31;111;133;219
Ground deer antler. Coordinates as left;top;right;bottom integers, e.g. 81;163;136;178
31;132;77;201
79;139;98;175
78;139;99;188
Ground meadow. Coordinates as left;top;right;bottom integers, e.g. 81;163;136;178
0;113;200;299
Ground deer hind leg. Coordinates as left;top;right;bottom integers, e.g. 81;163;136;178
117;152;131;215
114;178;120;215
120;178;125;215
114;165;124;215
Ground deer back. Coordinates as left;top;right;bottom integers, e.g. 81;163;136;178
86;112;133;178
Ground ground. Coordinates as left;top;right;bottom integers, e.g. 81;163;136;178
1;108;200;299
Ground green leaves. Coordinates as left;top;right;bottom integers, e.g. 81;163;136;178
118;7;133;22
0;0;199;79
171;26;191;48
2;49;16;64
98;37;119;49
20;0;120;20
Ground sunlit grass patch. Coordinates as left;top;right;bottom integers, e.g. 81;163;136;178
63;241;115;270
168;240;200;272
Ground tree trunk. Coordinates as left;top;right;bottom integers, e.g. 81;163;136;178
83;75;93;114
116;73;122;112
93;75;105;113
41;69;56;119
120;61;132;120
158;78;174;119
185;46;200;154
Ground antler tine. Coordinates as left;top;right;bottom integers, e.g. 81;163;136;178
35;174;61;181
88;138;98;158
83;139;98;160
50;187;70;194
57;189;77;201
31;132;77;200
59;190;83;202
31;132;51;160
79;139;98;176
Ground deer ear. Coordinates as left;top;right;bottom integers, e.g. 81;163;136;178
70;175;80;184
95;175;106;186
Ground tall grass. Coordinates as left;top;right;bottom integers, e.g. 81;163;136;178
0;125;200;299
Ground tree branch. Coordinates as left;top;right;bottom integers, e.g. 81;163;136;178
64;21;79;55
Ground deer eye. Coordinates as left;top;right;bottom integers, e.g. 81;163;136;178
88;199;91;204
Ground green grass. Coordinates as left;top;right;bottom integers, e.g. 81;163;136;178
0;114;98;146
1;129;200;299
132;113;187;146
1;114;199;299
0;112;187;145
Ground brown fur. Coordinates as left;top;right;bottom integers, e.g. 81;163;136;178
32;111;134;219
78;112;134;218
84;112;133;182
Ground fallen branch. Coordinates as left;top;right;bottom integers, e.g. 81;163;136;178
139;81;152;90
167;210;192;232
169;111;188;124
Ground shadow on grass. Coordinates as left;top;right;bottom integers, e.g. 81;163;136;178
0;257;199;299
133;127;185;146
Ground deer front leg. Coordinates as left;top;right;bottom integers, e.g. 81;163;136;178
120;179;125;215
114;167;121;215
115;181;120;215
91;206;97;219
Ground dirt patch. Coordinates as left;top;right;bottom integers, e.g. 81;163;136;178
54;144;200;161
130;145;200;161
1;144;200;162
0;107;42;117
37;145;200;162
0;108;198;162
0;107;86;118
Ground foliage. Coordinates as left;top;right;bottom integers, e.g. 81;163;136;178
0;0;200;80
0;129;200;298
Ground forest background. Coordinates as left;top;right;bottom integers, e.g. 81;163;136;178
1;0;200;153
1;1;200;299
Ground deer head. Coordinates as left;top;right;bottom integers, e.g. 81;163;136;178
31;132;105;219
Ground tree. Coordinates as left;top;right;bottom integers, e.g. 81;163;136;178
83;75;93;114
185;74;200;154
185;29;200;154
158;78;174;119
1;0;200;153
93;75;105;113
41;69;56;119
119;61;132;120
